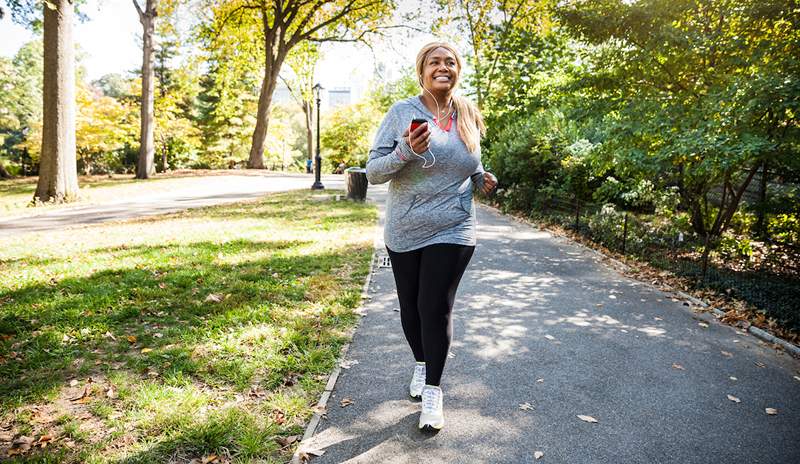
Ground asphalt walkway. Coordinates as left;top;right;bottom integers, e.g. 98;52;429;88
0;172;344;237
302;188;800;464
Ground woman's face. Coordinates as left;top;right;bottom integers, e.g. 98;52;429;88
421;47;459;93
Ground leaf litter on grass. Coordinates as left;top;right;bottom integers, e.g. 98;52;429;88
0;190;377;462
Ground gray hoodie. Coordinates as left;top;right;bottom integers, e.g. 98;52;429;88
366;96;485;252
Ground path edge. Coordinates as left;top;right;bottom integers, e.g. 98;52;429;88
290;205;381;464
478;201;800;359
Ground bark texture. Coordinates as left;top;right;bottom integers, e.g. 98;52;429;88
134;0;158;179
35;0;79;203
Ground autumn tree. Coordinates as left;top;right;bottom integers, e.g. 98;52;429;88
282;41;320;170
200;0;394;169
434;0;553;108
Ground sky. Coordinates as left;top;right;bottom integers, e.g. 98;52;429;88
0;0;439;101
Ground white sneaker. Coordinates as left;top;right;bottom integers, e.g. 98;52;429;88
409;362;426;398
419;385;444;430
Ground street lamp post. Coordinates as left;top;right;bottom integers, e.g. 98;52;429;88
311;83;324;190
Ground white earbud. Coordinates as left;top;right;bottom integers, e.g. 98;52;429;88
414;73;454;169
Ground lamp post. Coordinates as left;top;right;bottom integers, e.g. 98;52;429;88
311;83;324;190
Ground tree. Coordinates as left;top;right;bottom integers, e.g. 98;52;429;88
4;0;81;201
201;0;394;169
0;41;44;178
321;101;378;169
434;0;553;108
36;0;79;202
133;0;159;179
555;0;800;272
282;41;319;170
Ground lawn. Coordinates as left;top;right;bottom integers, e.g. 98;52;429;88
0;189;377;463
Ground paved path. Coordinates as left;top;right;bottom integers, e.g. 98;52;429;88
0;172;344;237
303;189;800;463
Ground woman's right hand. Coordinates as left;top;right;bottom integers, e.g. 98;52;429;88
404;122;431;155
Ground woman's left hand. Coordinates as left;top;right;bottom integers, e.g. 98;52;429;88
481;172;498;195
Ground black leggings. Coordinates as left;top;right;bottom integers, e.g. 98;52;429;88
386;243;475;386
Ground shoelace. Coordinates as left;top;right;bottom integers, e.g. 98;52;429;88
422;388;440;413
413;365;426;384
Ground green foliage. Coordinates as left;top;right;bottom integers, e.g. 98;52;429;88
367;67;419;113
321;102;379;170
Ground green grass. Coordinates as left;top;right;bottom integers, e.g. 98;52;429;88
0;189;377;463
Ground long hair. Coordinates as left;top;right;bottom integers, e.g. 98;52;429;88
415;42;485;153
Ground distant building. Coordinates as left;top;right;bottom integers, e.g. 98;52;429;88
327;87;351;108
273;83;293;105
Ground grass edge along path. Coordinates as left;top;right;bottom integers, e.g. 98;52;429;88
0;189;377;463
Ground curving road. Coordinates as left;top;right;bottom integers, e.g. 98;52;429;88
0;172;346;237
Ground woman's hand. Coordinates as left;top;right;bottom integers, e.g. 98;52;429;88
403;122;431;155
481;172;498;195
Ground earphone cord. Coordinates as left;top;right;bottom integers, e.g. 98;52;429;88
414;85;453;169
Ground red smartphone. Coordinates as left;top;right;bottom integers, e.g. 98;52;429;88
410;118;427;132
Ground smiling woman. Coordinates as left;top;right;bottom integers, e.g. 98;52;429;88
364;41;499;433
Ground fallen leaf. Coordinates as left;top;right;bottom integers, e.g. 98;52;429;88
544;335;555;340
672;363;685;370
654;317;663;321
154;333;163;338
104;331;116;341
730;376;738;381
339;359;359;369
312;404;328;415
536;378;544;383
340;398;354;407
158;282;167;289
202;455;219;464
608;295;616;299
534;451;544;459
577;415;598;423
141;348;153;354
275;435;300;447
765;408;778;415
69;379;79;387
698;322;709;328
35;434;52;448
721;351;733;357
106;387;116;398
595;303;603;307
519;402;534;411
70;385;92;403
205;293;223;303
727;394;740;403
126;335;137;344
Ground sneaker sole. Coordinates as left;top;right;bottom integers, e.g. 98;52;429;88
419;422;443;431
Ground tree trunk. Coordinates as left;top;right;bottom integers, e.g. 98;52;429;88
755;160;768;239
35;0;79;203
135;0;158;179
304;100;313;167
0;161;12;179
247;68;280;169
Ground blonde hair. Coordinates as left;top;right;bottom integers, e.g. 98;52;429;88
415;42;485;153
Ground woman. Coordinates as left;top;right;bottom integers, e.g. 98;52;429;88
365;42;498;432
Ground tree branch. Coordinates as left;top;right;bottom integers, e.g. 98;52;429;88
133;0;145;23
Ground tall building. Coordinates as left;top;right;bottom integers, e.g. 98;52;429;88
327;87;351;108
